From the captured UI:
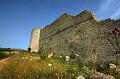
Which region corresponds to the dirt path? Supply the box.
[0,57,11,70]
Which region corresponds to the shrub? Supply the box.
[28,48,31,52]
[0,52,13,59]
[68,64,79,73]
[79,65,94,78]
[39,53,48,60]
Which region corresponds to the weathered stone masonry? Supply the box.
[30,10,120,63]
[30,28,41,52]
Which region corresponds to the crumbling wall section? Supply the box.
[96,20,120,64]
[39,11,98,57]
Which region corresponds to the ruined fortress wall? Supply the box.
[39,11,100,58]
[96,20,120,64]
[30,11,120,64]
[30,28,41,52]
[40,13,74,40]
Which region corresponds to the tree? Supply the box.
[28,47,31,52]
[107,28,120,54]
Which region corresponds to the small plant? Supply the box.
[80,66,93,77]
[67,63,80,77]
[116,75,120,79]
[39,53,48,60]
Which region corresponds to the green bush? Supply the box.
[52,56,66,64]
[116,75,120,79]
[79,65,94,78]
[0,52,13,59]
[39,53,48,60]
[67,64,80,78]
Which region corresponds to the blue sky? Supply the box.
[0,0,120,49]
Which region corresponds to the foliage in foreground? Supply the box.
[1,52,120,79]
[0,53,80,79]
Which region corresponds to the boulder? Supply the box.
[88,72,115,79]
[109,63,120,74]
[48,53,55,58]
[76,75,86,79]
[109,63,117,69]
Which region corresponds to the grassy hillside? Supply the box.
[0,52,120,79]
[0,52,81,79]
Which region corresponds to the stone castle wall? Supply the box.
[30,10,120,64]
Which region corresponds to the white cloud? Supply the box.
[111,8,120,19]
[99,0,114,11]
[97,0,120,19]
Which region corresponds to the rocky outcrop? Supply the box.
[76,75,86,79]
[88,72,115,79]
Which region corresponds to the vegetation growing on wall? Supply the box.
[107,28,120,54]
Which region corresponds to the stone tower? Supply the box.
[29,28,41,52]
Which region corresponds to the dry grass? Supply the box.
[0,52,79,79]
[0,57,11,71]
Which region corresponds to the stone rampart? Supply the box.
[30,10,120,64]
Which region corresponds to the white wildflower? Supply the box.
[65,56,70,61]
[75,54,79,56]
[65,56,70,59]
[66,58,69,61]
[59,56,63,58]
[48,64,52,67]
